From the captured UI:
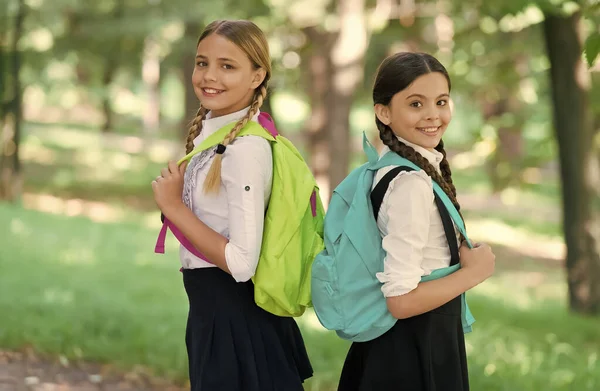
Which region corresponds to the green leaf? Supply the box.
[583,32,600,68]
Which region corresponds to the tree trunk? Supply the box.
[100,0,124,133]
[543,11,600,315]
[483,95,525,192]
[328,0,368,190]
[303,26,333,201]
[302,0,368,200]
[0,0,24,202]
[101,65,115,132]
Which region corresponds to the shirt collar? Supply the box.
[193,106,259,146]
[380,135,445,171]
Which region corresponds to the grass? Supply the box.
[1,203,599,390]
[4,121,597,390]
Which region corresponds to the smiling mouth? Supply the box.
[202,88,224,95]
[417,126,441,134]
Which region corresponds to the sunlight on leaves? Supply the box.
[24,0,44,8]
[451,135,495,169]
[19,140,57,165]
[122,137,145,154]
[46,61,74,81]
[498,6,544,33]
[588,352,598,371]
[23,28,54,52]
[75,148,104,167]
[550,369,576,387]
[272,93,309,124]
[286,0,329,27]
[479,17,498,34]
[147,145,176,164]
[500,187,519,205]
[484,363,496,376]
[113,88,143,115]
[110,152,133,171]
[161,21,184,42]
[519,77,539,104]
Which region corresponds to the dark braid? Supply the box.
[435,139,458,206]
[377,120,461,212]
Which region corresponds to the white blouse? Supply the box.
[373,136,460,297]
[179,107,273,283]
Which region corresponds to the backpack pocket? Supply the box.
[311,242,344,330]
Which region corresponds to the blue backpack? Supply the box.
[311,134,476,342]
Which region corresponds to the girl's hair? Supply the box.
[185,20,271,193]
[373,52,461,212]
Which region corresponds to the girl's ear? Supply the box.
[374,103,391,125]
[251,68,266,89]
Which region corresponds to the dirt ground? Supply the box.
[0,350,185,391]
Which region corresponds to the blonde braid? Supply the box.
[203,85,268,193]
[185,106,208,154]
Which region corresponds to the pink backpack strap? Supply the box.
[258,112,278,137]
[154,217,213,264]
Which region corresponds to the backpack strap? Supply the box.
[370,166,407,219]
[258,112,278,137]
[434,195,460,266]
[370,166,459,266]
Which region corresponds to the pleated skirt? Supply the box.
[337,295,469,391]
[182,267,313,391]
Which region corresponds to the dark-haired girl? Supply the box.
[336,52,496,391]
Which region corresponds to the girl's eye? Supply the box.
[222,64,234,70]
[410,101,422,108]
[196,61,207,67]
[438,100,448,106]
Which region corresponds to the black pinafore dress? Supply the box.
[337,166,469,391]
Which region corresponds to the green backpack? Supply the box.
[155,113,325,317]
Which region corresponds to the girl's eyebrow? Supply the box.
[405,93,450,100]
[195,54,240,64]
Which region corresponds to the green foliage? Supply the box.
[584,32,600,67]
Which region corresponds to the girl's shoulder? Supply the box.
[376,164,433,192]
[222,131,272,172]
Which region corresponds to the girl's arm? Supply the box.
[386,267,480,319]
[375,170,487,319]
[163,137,272,281]
[163,203,230,272]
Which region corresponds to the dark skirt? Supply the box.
[337,295,469,391]
[182,267,313,391]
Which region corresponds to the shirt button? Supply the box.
[245,186,250,191]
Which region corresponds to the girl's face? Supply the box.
[375,72,451,152]
[192,33,265,118]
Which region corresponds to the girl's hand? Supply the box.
[152,160,188,216]
[459,241,495,285]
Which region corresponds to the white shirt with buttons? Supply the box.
[373,136,460,297]
[180,107,272,282]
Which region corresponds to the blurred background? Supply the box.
[1,0,599,390]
